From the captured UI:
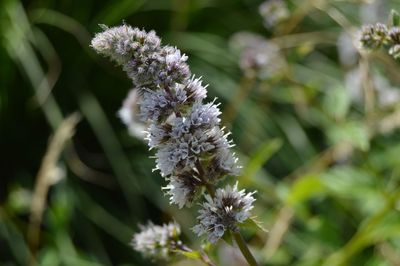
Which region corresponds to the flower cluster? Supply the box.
[359,21,400,59]
[91,25,189,88]
[92,24,256,247]
[259,0,289,29]
[359,23,390,49]
[230,32,286,78]
[131,221,182,260]
[193,183,256,243]
[92,24,242,209]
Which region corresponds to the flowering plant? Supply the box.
[91,24,259,265]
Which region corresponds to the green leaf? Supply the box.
[367,213,400,242]
[222,229,234,246]
[241,138,283,183]
[174,250,201,259]
[39,248,61,266]
[286,175,326,205]
[93,0,145,25]
[323,86,350,120]
[327,121,369,151]
[241,217,268,233]
[201,243,212,253]
[390,9,400,27]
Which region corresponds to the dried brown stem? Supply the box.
[27,113,80,266]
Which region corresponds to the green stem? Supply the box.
[232,231,258,266]
[205,183,216,198]
[199,251,217,266]
[195,160,216,197]
[179,244,216,266]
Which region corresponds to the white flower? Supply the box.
[190,101,221,127]
[118,89,147,139]
[193,183,256,243]
[185,76,208,101]
[92,24,242,208]
[259,0,289,28]
[170,117,191,139]
[139,89,169,121]
[131,221,181,260]
[146,123,168,149]
[91,25,160,66]
[163,174,202,208]
[359,23,390,50]
[230,32,285,78]
[91,24,190,89]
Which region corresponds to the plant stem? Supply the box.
[232,230,258,266]
[195,160,216,197]
[199,251,217,266]
[205,183,216,198]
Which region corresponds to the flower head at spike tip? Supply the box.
[131,221,182,260]
[91,25,161,65]
[389,44,400,59]
[91,24,190,89]
[389,27,400,44]
[359,23,390,50]
[388,27,400,59]
[192,182,256,243]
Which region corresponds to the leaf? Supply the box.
[174,250,201,259]
[241,138,283,180]
[327,121,369,151]
[323,86,350,120]
[241,217,268,233]
[285,175,326,205]
[93,0,145,25]
[367,213,400,242]
[390,9,400,27]
[222,229,234,246]
[39,248,61,266]
[201,243,212,253]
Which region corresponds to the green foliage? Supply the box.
[390,9,400,27]
[174,249,201,259]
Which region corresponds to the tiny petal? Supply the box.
[163,174,202,208]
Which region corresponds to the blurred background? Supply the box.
[1,0,400,265]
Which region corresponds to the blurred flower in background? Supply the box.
[258,0,290,29]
